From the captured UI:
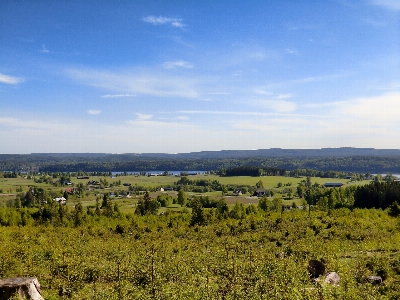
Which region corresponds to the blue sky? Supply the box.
[1,0,399,154]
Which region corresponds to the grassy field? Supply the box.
[0,174,371,212]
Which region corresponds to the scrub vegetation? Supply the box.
[0,170,399,299]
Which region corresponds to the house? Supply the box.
[164,187,174,191]
[234,190,242,196]
[54,197,67,205]
[324,182,343,188]
[65,187,74,194]
[252,189,266,197]
[157,187,165,192]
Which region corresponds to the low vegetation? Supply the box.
[0,171,399,299]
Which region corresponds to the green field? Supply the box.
[0,174,371,211]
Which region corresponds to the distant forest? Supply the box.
[1,148,400,173]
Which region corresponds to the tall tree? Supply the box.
[177,189,187,206]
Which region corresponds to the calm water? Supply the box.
[111,171,206,176]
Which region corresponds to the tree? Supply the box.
[216,198,229,218]
[221,185,228,196]
[189,197,206,226]
[255,180,264,189]
[297,185,304,198]
[74,201,85,226]
[95,198,101,216]
[271,196,283,212]
[258,195,271,211]
[177,189,187,206]
[229,202,245,219]
[102,193,109,208]
[388,201,400,217]
[135,192,160,215]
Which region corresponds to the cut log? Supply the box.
[0,277,44,300]
[307,260,325,278]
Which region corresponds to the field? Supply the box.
[0,174,370,211]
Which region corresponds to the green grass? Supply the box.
[0,174,371,210]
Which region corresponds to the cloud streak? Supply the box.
[163,60,193,69]
[88,110,101,115]
[101,94,136,98]
[142,16,185,28]
[0,73,24,85]
[65,67,199,98]
[370,0,400,10]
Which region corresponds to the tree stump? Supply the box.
[0,277,44,300]
[307,260,325,278]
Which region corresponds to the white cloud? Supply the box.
[41,44,50,53]
[249,93,296,113]
[142,16,185,28]
[176,116,189,121]
[163,60,193,69]
[253,99,297,113]
[135,113,153,120]
[175,110,320,118]
[286,48,297,54]
[88,110,101,115]
[101,94,136,98]
[370,0,400,10]
[0,73,24,85]
[209,92,230,95]
[333,92,400,122]
[65,67,199,98]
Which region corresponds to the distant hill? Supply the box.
[1,148,400,173]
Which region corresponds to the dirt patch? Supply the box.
[225,196,260,205]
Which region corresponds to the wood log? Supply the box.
[0,277,44,300]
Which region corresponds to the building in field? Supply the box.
[324,182,343,188]
[252,189,266,197]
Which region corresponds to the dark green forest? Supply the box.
[2,150,400,173]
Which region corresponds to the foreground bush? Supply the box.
[0,209,399,299]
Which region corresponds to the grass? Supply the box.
[0,174,371,210]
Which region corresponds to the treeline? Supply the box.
[354,182,400,209]
[2,154,400,173]
[223,166,285,176]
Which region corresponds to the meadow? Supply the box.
[0,173,369,209]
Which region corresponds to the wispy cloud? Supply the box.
[65,67,199,98]
[163,60,193,69]
[333,92,400,122]
[0,73,24,85]
[175,110,323,118]
[88,110,101,115]
[370,0,400,10]
[176,116,189,121]
[136,113,153,120]
[253,99,297,113]
[101,94,136,98]
[142,16,185,28]
[0,117,50,129]
[41,44,50,53]
[209,92,230,95]
[250,93,296,112]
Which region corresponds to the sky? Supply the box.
[1,0,400,154]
